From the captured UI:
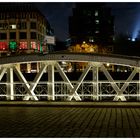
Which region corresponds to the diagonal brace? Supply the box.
[114,68,137,101]
[23,64,48,100]
[67,64,91,101]
[55,62,81,101]
[13,65,38,101]
[0,67,7,81]
[101,65,137,101]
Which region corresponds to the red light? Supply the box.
[19,42,27,49]
[0,42,8,51]
[31,42,36,49]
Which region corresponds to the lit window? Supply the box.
[37,42,43,52]
[9,41,17,50]
[95,11,98,16]
[31,42,37,49]
[95,20,99,24]
[89,38,94,42]
[19,42,27,49]
[95,31,99,33]
[31,63,37,72]
[10,24,16,29]
[0,42,8,50]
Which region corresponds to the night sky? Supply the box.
[36,2,140,41]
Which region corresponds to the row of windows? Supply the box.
[0,13,39,20]
[0,41,44,52]
[83,10,99,17]
[0,32,39,39]
[0,22,37,30]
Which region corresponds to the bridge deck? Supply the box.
[0,52,140,67]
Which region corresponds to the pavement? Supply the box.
[0,101,139,138]
[0,101,140,107]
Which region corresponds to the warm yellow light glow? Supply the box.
[106,63,110,67]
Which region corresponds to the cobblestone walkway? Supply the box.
[0,106,140,137]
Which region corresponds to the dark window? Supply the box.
[19,32,27,39]
[31,63,37,70]
[0,33,7,39]
[0,23,8,30]
[31,32,36,39]
[10,32,16,39]
[17,22,26,29]
[20,64,27,73]
[30,22,36,29]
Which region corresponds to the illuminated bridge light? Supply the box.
[0,53,139,101]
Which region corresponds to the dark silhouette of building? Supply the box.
[69,3,114,46]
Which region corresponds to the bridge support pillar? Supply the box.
[92,66,99,101]
[6,67,14,100]
[48,65,55,100]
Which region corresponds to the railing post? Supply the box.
[48,65,55,100]
[6,67,14,100]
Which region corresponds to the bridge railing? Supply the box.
[0,81,139,101]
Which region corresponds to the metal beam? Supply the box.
[113,68,137,101]
[92,66,99,100]
[121,68,137,92]
[13,65,38,101]
[67,64,91,101]
[6,67,14,100]
[0,67,7,81]
[100,65,126,101]
[23,64,48,100]
[55,62,81,101]
[48,65,55,100]
[101,65,121,93]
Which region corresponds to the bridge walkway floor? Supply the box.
[0,102,140,137]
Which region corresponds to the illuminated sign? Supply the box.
[9,41,17,50]
[37,42,43,52]
[31,42,36,49]
[43,36,55,45]
[19,42,27,49]
[0,42,8,50]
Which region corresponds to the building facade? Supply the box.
[68,3,114,72]
[69,3,114,46]
[0,3,52,72]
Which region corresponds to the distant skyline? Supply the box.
[36,2,140,41]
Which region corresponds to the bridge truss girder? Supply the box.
[0,61,140,101]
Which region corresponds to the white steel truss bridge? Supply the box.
[0,52,140,101]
